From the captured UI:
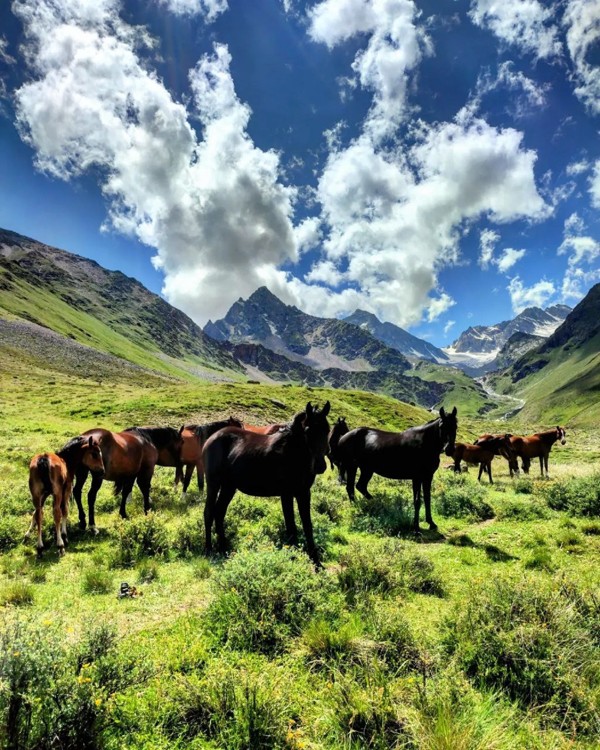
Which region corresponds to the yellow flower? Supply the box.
[12,651,20,657]
[95,698,102,707]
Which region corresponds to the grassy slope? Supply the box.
[1,353,599,748]
[490,331,600,426]
[407,360,496,418]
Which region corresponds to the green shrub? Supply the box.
[544,474,600,516]
[364,600,424,673]
[435,475,494,521]
[524,548,556,571]
[582,521,600,536]
[81,567,113,595]
[513,476,534,494]
[172,517,204,557]
[350,485,413,536]
[302,614,364,663]
[338,539,444,601]
[206,546,341,654]
[444,575,600,734]
[113,513,170,567]
[496,498,550,521]
[190,558,212,580]
[137,559,160,583]
[0,581,34,607]
[0,516,24,552]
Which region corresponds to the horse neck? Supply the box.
[414,418,443,449]
[57,442,84,475]
[537,430,559,445]
[199,421,231,442]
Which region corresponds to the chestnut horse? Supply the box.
[72,428,159,531]
[328,417,349,479]
[336,407,458,533]
[203,402,331,565]
[27,436,104,555]
[449,435,512,484]
[174,417,243,496]
[508,427,566,478]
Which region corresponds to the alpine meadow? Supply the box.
[1,1,600,749]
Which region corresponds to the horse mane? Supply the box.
[196,418,243,441]
[57,436,88,463]
[124,426,179,449]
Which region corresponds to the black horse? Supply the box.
[337,407,458,532]
[203,402,331,565]
[328,416,349,481]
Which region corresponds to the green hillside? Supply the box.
[407,360,496,418]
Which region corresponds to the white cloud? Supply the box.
[294,217,322,255]
[427,292,455,321]
[308,0,430,140]
[566,158,591,176]
[590,160,600,208]
[508,276,555,313]
[156,0,227,20]
[469,0,562,60]
[304,259,344,286]
[479,228,499,268]
[13,1,298,323]
[563,0,600,115]
[557,212,600,299]
[496,247,526,273]
[475,61,549,117]
[443,319,455,336]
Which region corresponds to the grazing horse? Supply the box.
[508,427,566,478]
[203,402,331,565]
[448,435,512,484]
[27,436,104,555]
[328,417,349,479]
[337,407,458,533]
[475,433,517,475]
[174,417,243,496]
[72,428,159,531]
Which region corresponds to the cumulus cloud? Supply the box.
[496,247,526,273]
[443,319,456,336]
[508,276,555,313]
[558,212,600,299]
[479,228,499,268]
[474,61,549,118]
[156,0,228,20]
[590,160,600,208]
[308,0,430,141]
[563,0,600,115]
[13,0,298,323]
[469,0,562,59]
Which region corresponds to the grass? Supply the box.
[1,362,600,749]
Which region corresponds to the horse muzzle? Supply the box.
[443,443,455,457]
[561,439,566,445]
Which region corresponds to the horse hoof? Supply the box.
[37,548,44,558]
[79,520,87,530]
[428,522,438,531]
[90,526,99,536]
[58,547,65,557]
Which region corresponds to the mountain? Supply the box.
[492,331,546,371]
[487,284,600,425]
[344,309,448,362]
[205,286,412,373]
[0,228,241,380]
[206,287,448,407]
[444,304,571,373]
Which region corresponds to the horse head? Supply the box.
[439,406,458,455]
[304,401,331,474]
[83,436,105,475]
[557,426,567,445]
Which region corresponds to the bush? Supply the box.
[435,475,494,521]
[81,567,113,595]
[513,476,534,494]
[171,516,204,557]
[544,474,600,516]
[338,539,444,601]
[190,558,212,580]
[302,615,365,663]
[350,485,414,536]
[0,516,24,552]
[113,513,170,567]
[444,575,600,734]
[205,546,342,654]
[0,582,34,607]
[137,559,160,583]
[524,548,556,571]
[496,497,550,521]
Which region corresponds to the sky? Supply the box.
[0,0,599,347]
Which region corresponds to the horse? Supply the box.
[448,435,512,484]
[507,427,566,478]
[328,417,349,480]
[173,417,243,496]
[336,407,458,533]
[72,428,159,532]
[27,436,104,556]
[475,433,517,474]
[242,423,288,435]
[124,426,184,468]
[203,402,331,565]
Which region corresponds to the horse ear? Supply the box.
[178,425,184,436]
[451,406,457,417]
[322,401,330,417]
[306,402,313,416]
[439,407,446,418]
[88,436,94,447]
[291,412,305,432]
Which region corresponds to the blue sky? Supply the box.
[0,0,599,347]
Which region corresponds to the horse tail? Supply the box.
[36,455,53,496]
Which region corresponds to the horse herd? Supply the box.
[27,403,567,565]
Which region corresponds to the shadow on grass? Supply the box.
[447,533,518,562]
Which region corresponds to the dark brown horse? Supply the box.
[449,435,512,483]
[475,432,517,475]
[174,417,243,496]
[203,402,331,565]
[72,428,160,531]
[27,436,104,555]
[336,407,458,532]
[507,427,566,478]
[242,423,288,435]
[328,416,349,480]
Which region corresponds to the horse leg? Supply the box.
[345,463,357,502]
[52,490,65,556]
[214,484,236,553]
[61,482,71,546]
[477,463,484,482]
[296,490,320,567]
[423,475,437,530]
[119,477,136,520]
[487,461,493,484]
[280,494,298,546]
[136,469,154,514]
[204,479,220,553]
[73,465,89,529]
[87,472,104,533]
[544,454,550,478]
[412,478,422,533]
[181,464,194,499]
[356,468,374,499]
[27,495,44,555]
[196,458,205,493]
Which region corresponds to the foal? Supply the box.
[449,435,512,484]
[27,436,104,556]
